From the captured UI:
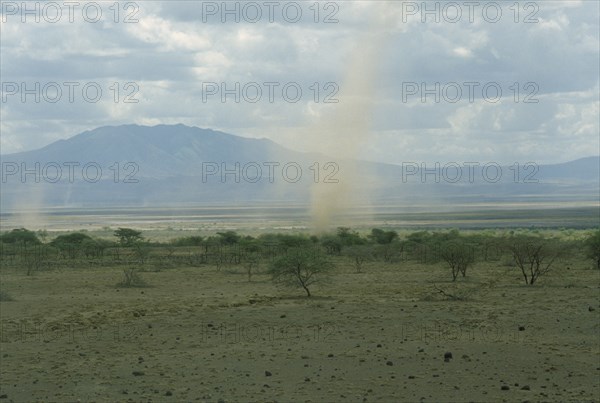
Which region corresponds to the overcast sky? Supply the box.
[1,0,598,165]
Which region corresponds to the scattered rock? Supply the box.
[0,395,8,399]
[386,361,393,366]
[501,385,510,390]
[444,352,453,362]
[589,306,595,312]
[265,371,272,377]
[519,326,525,331]
[165,391,172,396]
[521,385,531,390]
[328,353,334,358]
[132,371,145,376]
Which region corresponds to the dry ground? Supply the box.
[1,257,599,402]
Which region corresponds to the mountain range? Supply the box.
[1,124,598,209]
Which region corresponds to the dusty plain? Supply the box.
[0,209,599,402]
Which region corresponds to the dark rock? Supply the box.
[265,371,272,377]
[386,361,393,366]
[501,385,510,390]
[132,371,145,376]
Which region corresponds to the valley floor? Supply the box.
[1,258,598,402]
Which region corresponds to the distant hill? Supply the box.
[1,124,598,209]
[3,124,314,179]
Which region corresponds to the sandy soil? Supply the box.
[1,257,598,402]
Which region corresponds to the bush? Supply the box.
[0,290,14,301]
[171,236,204,247]
[439,240,475,281]
[117,268,148,288]
[584,230,600,269]
[344,244,374,272]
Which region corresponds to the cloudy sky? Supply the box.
[1,0,598,165]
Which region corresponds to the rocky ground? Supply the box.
[1,257,598,402]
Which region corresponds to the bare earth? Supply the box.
[1,253,598,403]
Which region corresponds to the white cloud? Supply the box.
[0,1,598,166]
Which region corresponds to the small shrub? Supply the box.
[117,268,148,288]
[0,290,14,301]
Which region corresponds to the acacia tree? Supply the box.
[114,228,143,247]
[369,228,398,245]
[440,240,475,281]
[1,228,41,248]
[267,248,334,297]
[508,237,560,285]
[51,232,93,259]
